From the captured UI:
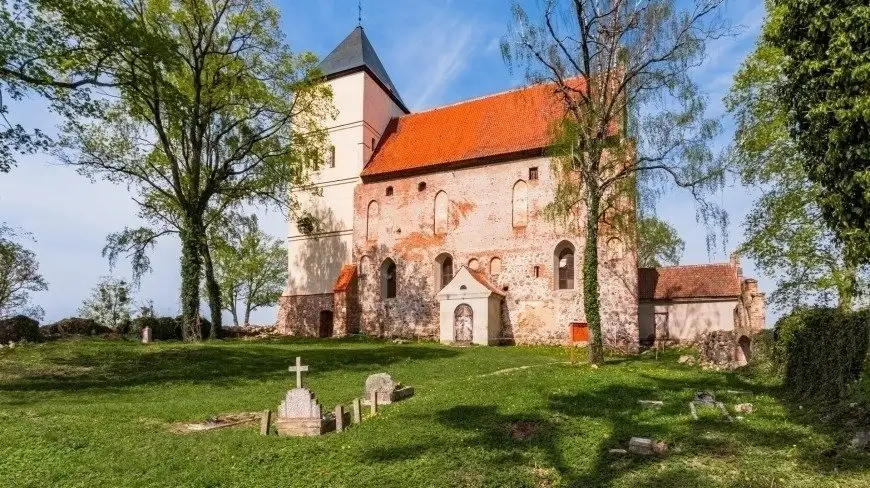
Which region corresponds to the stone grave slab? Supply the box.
[362,373,414,405]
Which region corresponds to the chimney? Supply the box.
[730,251,743,281]
[743,278,758,293]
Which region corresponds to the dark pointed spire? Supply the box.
[318,26,408,113]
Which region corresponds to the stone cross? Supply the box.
[288,357,309,388]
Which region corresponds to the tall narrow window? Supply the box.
[434,191,448,234]
[512,180,528,227]
[366,200,379,240]
[371,137,376,151]
[555,241,575,290]
[381,258,397,299]
[435,253,453,291]
[328,145,336,168]
[529,167,538,180]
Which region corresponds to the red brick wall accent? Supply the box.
[332,273,360,337]
[276,294,333,337]
[352,155,639,348]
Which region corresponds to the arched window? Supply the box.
[605,237,625,261]
[468,258,480,271]
[418,181,427,192]
[554,241,575,290]
[434,191,448,235]
[512,180,528,227]
[490,257,502,276]
[381,258,397,299]
[366,200,379,240]
[435,253,453,290]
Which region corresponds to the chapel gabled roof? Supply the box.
[318,26,408,113]
[638,263,742,301]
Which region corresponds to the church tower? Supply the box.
[278,26,408,336]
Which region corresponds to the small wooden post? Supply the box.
[352,398,362,424]
[334,405,345,432]
[370,391,378,416]
[260,409,271,436]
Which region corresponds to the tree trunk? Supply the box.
[836,264,857,311]
[179,214,204,342]
[200,238,222,339]
[584,187,604,365]
[244,301,252,326]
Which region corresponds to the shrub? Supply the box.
[129,316,212,341]
[42,317,113,337]
[777,307,870,405]
[742,329,785,380]
[0,315,41,343]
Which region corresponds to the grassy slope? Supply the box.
[0,338,867,488]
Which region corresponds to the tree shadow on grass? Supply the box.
[0,338,457,394]
[358,369,866,487]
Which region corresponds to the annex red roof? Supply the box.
[468,268,506,296]
[333,264,357,292]
[361,79,582,178]
[638,264,741,301]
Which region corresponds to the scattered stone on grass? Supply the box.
[689,391,733,422]
[734,403,754,414]
[638,400,664,409]
[628,437,668,455]
[850,430,870,450]
[507,420,540,441]
[678,355,696,365]
[608,448,628,455]
[170,412,261,434]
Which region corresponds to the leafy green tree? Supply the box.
[78,276,133,330]
[766,0,870,263]
[0,0,170,173]
[726,0,868,310]
[0,225,47,320]
[59,0,332,340]
[502,0,731,364]
[209,215,286,326]
[637,216,684,268]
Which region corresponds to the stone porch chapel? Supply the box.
[276,27,765,352]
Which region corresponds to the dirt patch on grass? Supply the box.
[169,412,260,434]
[508,420,541,441]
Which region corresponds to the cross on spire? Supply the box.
[357,0,362,27]
[288,356,309,388]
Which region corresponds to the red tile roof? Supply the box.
[333,264,357,292]
[361,79,582,178]
[638,264,741,301]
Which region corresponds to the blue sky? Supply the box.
[0,0,770,324]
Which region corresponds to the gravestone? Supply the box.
[334,405,346,432]
[274,357,334,436]
[363,373,414,405]
[142,326,152,344]
[260,410,271,436]
[352,398,362,424]
[370,391,378,416]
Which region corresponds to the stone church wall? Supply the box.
[351,155,639,349]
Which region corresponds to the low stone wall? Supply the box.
[276,294,333,337]
[698,330,738,369]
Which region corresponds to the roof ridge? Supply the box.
[647,262,735,270]
[406,80,559,117]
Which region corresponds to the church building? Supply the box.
[276,27,766,351]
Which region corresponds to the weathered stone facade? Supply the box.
[276,294,333,337]
[351,155,639,349]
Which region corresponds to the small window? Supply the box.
[468,258,480,271]
[418,182,427,192]
[529,167,538,180]
[460,285,467,290]
[533,266,540,278]
[490,257,502,275]
[328,145,336,168]
[371,137,376,151]
[386,186,394,196]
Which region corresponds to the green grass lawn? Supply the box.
[1,338,867,487]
